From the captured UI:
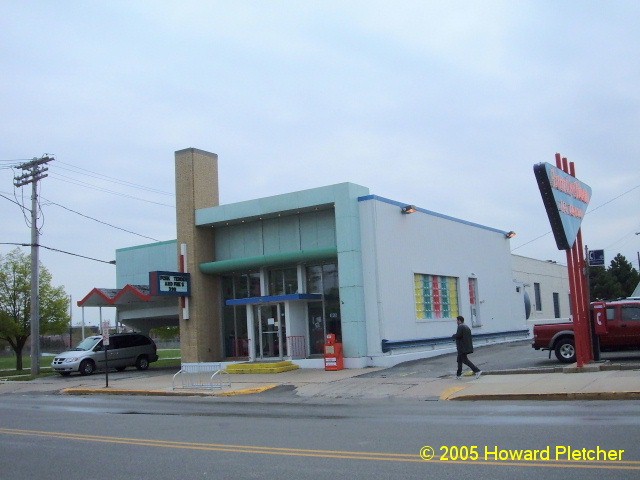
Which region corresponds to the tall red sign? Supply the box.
[534,154,593,367]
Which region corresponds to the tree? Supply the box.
[0,248,69,370]
[150,326,179,342]
[608,254,640,298]
[589,253,640,301]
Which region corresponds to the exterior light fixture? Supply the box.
[401,205,417,214]
[505,231,516,239]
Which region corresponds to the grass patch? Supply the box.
[0,348,182,378]
[151,349,181,370]
[157,349,180,360]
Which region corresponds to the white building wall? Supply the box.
[511,254,570,324]
[360,197,524,363]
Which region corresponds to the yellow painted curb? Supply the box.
[439,385,467,400]
[214,385,279,396]
[61,385,280,397]
[62,388,189,396]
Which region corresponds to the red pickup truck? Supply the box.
[532,298,640,363]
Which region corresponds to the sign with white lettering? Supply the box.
[534,162,592,250]
[149,271,191,296]
[588,249,605,267]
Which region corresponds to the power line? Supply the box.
[586,184,640,215]
[512,182,640,252]
[39,244,116,265]
[0,242,116,265]
[4,189,163,243]
[55,160,174,196]
[40,196,161,242]
[48,172,175,207]
[0,191,26,208]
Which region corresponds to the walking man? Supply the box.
[452,315,482,379]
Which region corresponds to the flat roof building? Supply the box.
[79,148,570,368]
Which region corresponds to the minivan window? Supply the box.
[109,336,123,349]
[133,335,151,346]
[74,337,101,351]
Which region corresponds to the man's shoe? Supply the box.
[456,375,462,380]
[475,371,482,379]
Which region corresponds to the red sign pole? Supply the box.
[557,154,593,367]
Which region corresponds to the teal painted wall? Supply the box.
[198,182,370,358]
[116,240,178,288]
[214,209,336,261]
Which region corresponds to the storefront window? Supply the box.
[221,271,258,358]
[306,262,341,354]
[306,265,322,293]
[268,267,298,295]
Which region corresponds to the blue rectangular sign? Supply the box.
[588,249,605,267]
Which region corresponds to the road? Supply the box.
[1,391,640,479]
[2,342,640,479]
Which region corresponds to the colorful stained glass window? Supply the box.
[414,273,459,320]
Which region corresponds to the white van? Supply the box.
[51,333,159,376]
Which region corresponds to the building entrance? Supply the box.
[254,303,287,360]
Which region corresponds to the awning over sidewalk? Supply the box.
[77,284,153,307]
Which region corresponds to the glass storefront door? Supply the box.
[254,303,287,360]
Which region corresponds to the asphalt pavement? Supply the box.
[2,341,640,401]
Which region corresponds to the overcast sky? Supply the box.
[1,1,639,327]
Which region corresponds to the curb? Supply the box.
[487,362,640,376]
[439,385,467,400]
[447,391,640,401]
[61,385,279,397]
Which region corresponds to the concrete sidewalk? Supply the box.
[2,362,640,401]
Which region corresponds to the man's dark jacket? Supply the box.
[453,323,474,354]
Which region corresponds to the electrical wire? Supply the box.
[512,182,640,252]
[39,244,116,265]
[8,168,34,228]
[48,172,175,208]
[55,161,174,196]
[0,192,26,209]
[0,242,116,265]
[4,158,165,255]
[40,196,161,242]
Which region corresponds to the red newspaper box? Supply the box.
[324,334,344,371]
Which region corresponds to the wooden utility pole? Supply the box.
[13,155,54,376]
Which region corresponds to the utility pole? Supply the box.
[13,155,54,376]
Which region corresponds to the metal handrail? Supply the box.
[172,362,231,390]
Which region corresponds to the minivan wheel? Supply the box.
[79,359,95,376]
[135,356,149,370]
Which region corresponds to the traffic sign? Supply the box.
[101,321,110,346]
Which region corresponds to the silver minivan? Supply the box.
[51,333,159,376]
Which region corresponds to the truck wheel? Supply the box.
[554,338,576,363]
[79,359,95,376]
